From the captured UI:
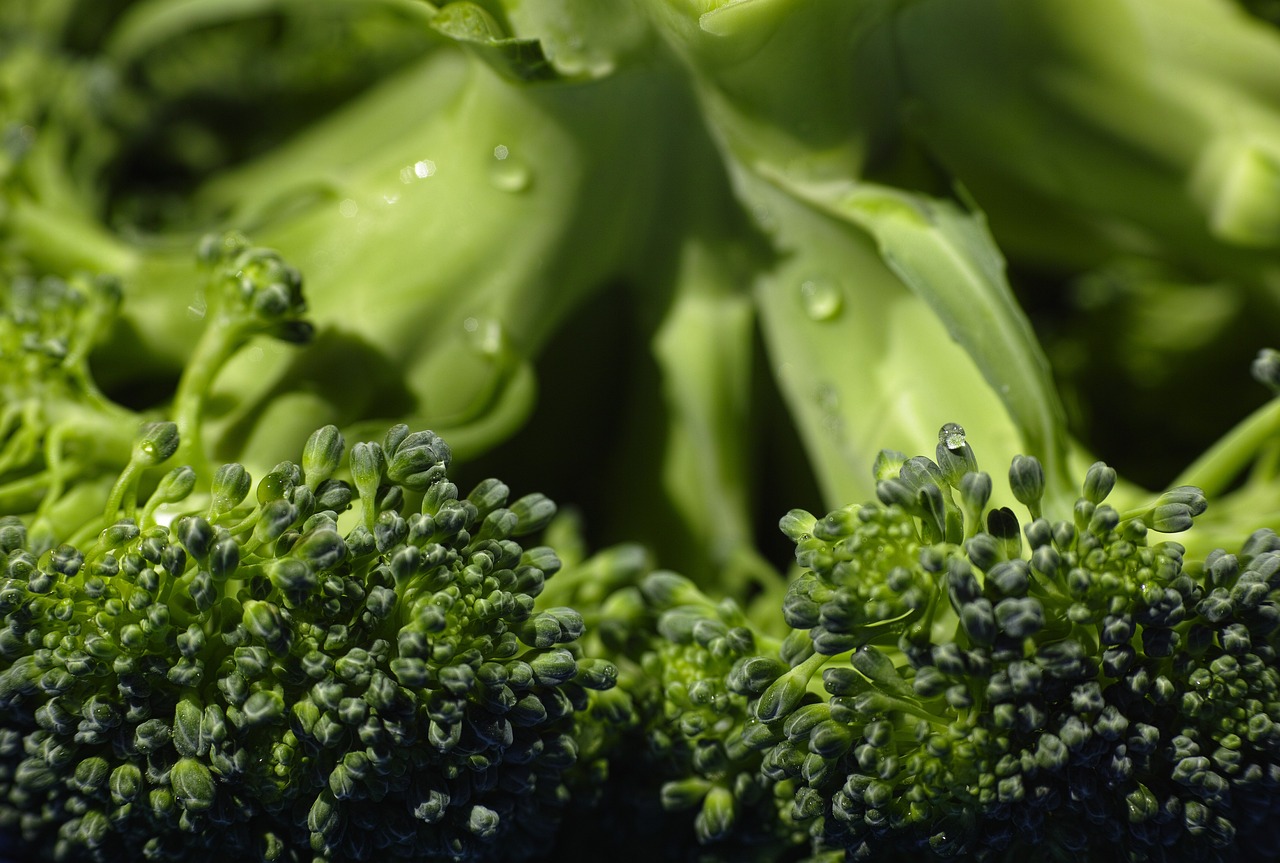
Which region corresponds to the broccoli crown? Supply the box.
[0,422,615,863]
[751,427,1280,861]
[545,425,1280,862]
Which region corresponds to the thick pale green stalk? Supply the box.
[772,179,1074,515]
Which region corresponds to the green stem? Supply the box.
[171,317,245,477]
[103,461,145,522]
[7,198,138,277]
[1171,398,1280,497]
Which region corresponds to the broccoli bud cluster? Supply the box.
[0,423,614,862]
[759,428,1280,861]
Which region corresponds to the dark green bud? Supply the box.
[147,466,197,510]
[529,649,577,685]
[467,478,510,517]
[946,558,981,609]
[850,648,911,698]
[986,507,1022,557]
[661,777,711,810]
[756,659,817,724]
[292,528,346,571]
[243,600,288,653]
[314,480,353,512]
[134,422,179,466]
[964,533,1001,572]
[509,493,556,535]
[473,509,518,544]
[783,703,832,742]
[254,499,298,545]
[0,519,26,557]
[301,425,345,489]
[936,436,978,489]
[1150,504,1195,533]
[270,558,317,605]
[210,537,239,582]
[421,479,460,515]
[171,758,215,811]
[823,667,871,697]
[1156,486,1207,517]
[1082,462,1116,505]
[349,441,385,493]
[109,763,143,804]
[872,449,908,482]
[1088,505,1120,536]
[386,430,451,490]
[875,478,916,510]
[960,599,997,646]
[382,423,411,456]
[899,456,946,494]
[210,464,252,515]
[1008,455,1044,519]
[694,786,736,843]
[779,509,817,543]
[134,718,171,753]
[517,608,584,648]
[242,690,285,726]
[918,483,948,540]
[995,597,1045,638]
[574,658,617,690]
[308,789,341,837]
[72,757,111,793]
[640,571,701,610]
[1030,545,1060,579]
[987,559,1030,597]
[176,514,213,560]
[959,471,992,516]
[729,656,788,695]
[173,699,205,758]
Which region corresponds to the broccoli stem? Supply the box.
[6,198,138,277]
[1170,396,1280,496]
[170,316,243,478]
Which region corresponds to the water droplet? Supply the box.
[799,276,843,321]
[489,155,531,193]
[414,160,437,178]
[939,422,967,451]
[465,317,504,357]
[338,199,359,218]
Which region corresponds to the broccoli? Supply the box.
[0,223,616,862]
[539,426,1280,862]
[13,0,1280,861]
[0,415,618,862]
[0,233,308,550]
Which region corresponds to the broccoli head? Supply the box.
[0,420,616,862]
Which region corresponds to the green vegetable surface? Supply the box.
[7,0,1280,861]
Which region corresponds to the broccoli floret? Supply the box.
[0,420,615,862]
[541,425,1280,862]
[0,233,310,552]
[751,427,1280,861]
